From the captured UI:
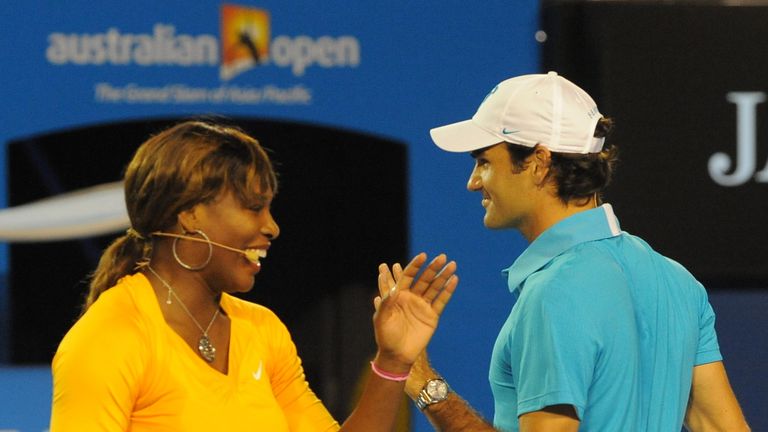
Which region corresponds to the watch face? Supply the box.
[426,379,448,398]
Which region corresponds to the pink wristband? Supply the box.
[370,361,410,382]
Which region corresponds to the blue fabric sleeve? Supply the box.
[508,274,598,419]
[695,290,723,365]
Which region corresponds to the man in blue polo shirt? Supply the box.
[402,72,750,431]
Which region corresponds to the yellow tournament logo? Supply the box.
[220,4,270,81]
[46,4,359,81]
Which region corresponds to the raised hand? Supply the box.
[371,253,458,371]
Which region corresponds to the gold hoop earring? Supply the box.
[172,229,213,270]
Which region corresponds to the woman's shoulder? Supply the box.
[54,274,155,370]
[87,273,153,323]
[57,274,154,352]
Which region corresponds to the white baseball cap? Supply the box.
[430,71,604,154]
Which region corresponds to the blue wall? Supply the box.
[707,290,768,430]
[0,1,539,430]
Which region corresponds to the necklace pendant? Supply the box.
[198,335,216,363]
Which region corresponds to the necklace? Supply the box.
[147,265,220,363]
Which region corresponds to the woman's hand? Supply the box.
[371,253,458,373]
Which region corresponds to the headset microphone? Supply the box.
[151,232,267,264]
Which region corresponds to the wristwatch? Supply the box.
[415,378,450,410]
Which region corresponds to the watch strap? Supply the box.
[415,388,431,410]
[415,378,450,410]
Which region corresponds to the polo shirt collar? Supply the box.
[501,204,622,293]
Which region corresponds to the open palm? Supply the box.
[373,253,458,366]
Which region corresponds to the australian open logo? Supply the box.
[219,4,359,80]
[44,4,361,81]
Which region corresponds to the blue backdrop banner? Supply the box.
[0,1,539,430]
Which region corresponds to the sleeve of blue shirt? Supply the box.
[508,266,604,420]
[694,286,723,365]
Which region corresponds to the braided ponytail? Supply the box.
[85,233,151,309]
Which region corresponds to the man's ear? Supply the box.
[530,145,552,186]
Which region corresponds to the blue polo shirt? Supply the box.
[489,204,722,431]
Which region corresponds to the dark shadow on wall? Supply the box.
[541,0,768,285]
[6,116,409,421]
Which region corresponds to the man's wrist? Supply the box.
[405,374,428,399]
[414,377,451,410]
[404,354,436,398]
